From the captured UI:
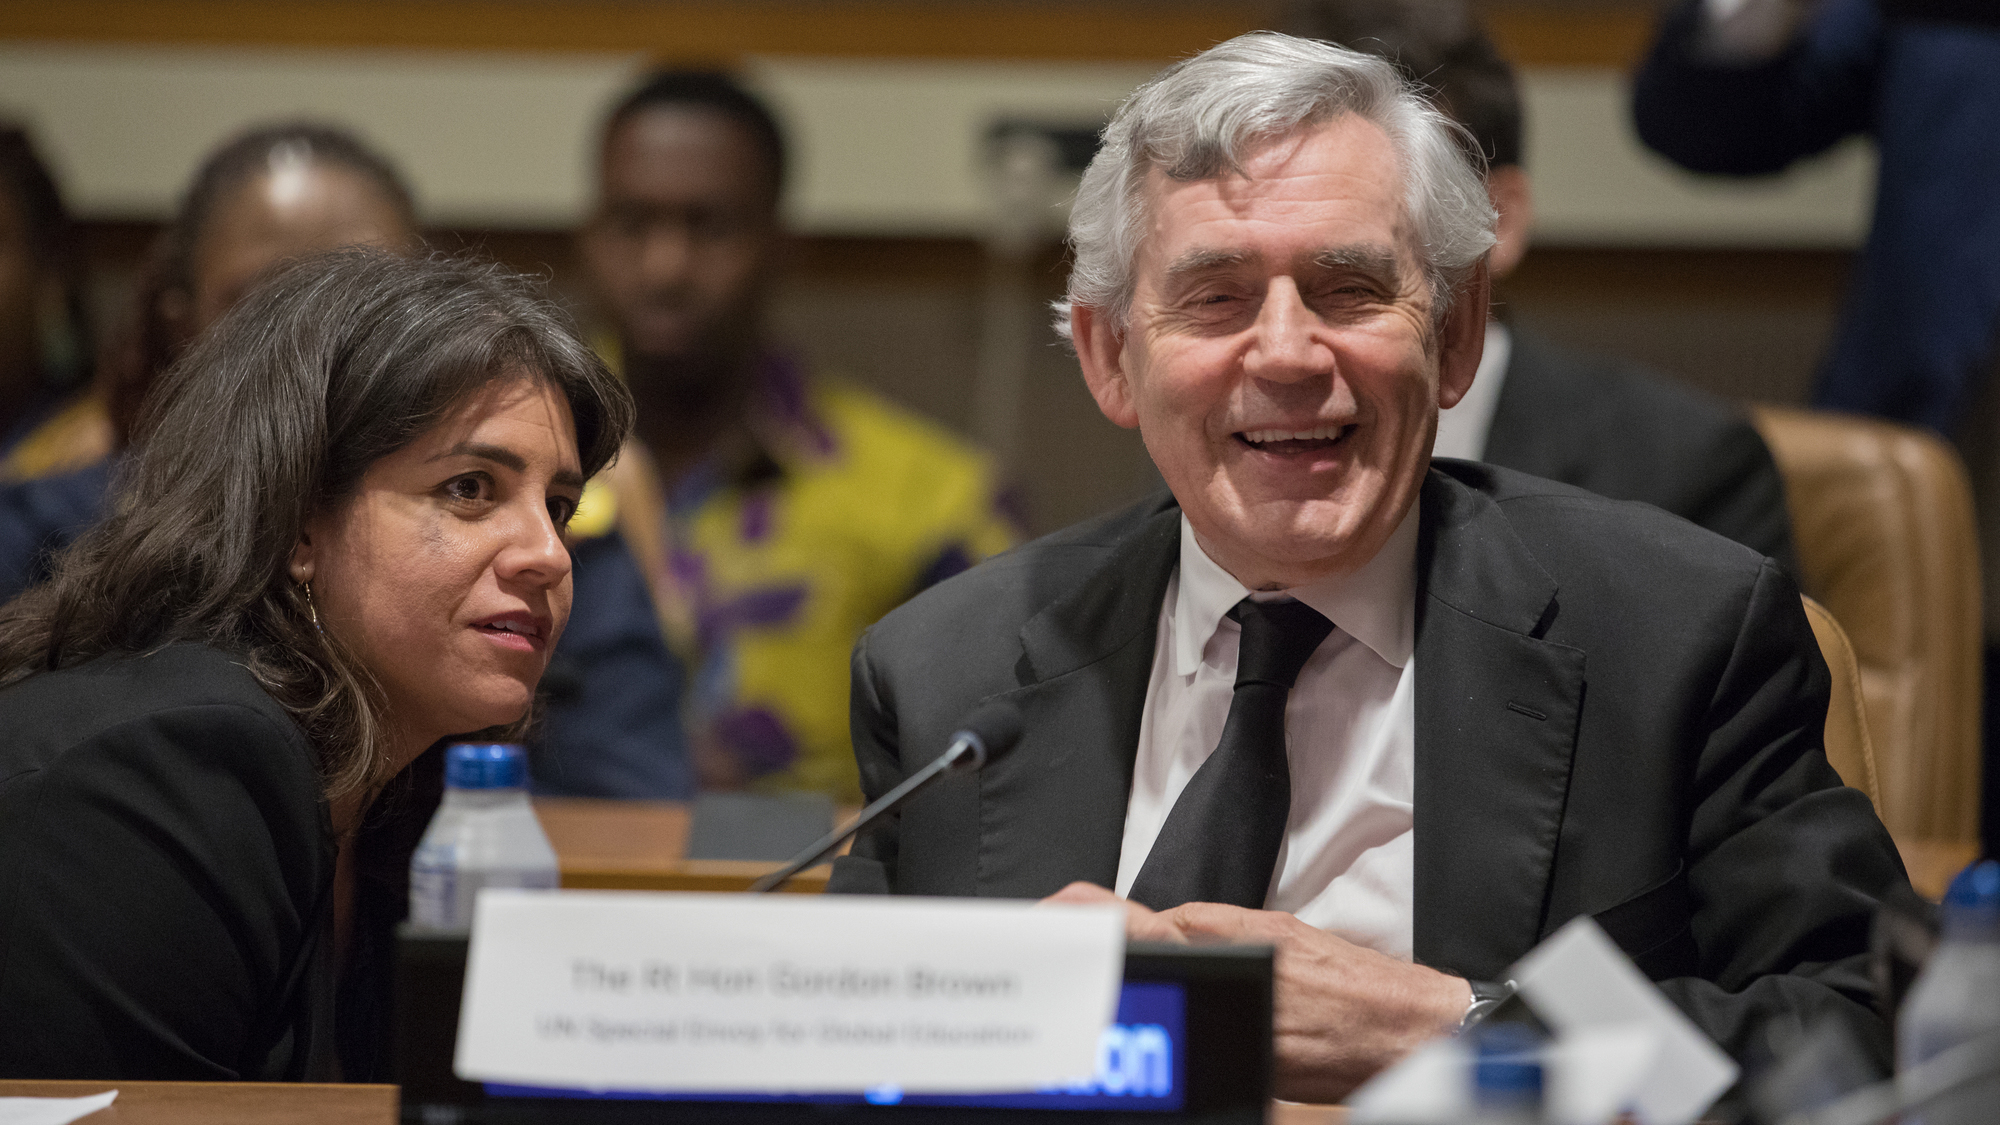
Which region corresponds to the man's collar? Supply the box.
[1171,502,1420,676]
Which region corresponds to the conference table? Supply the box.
[0,1082,1350,1124]
[0,1081,394,1124]
[533,795,838,892]
[0,801,1964,1124]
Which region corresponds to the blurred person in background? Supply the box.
[1279,0,1799,574]
[0,121,421,601]
[0,250,631,1080]
[1634,0,2000,437]
[0,122,92,480]
[536,71,1017,802]
[1635,0,2000,856]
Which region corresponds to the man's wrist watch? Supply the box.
[1457,978,1519,1033]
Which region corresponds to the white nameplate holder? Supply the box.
[454,890,1127,1095]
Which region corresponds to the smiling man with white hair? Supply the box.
[831,32,1906,1098]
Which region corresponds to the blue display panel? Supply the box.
[486,979,1186,1112]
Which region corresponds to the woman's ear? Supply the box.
[289,526,316,586]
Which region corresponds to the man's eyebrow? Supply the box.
[430,441,586,489]
[1310,245,1405,283]
[1162,248,1254,281]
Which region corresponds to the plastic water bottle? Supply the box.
[408,743,560,933]
[1896,860,2000,1125]
[1467,1022,1545,1125]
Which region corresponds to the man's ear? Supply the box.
[1485,166,1535,281]
[1435,259,1491,411]
[1072,303,1141,430]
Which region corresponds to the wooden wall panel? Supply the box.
[0,1,1658,67]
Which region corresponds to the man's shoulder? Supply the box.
[565,378,997,544]
[810,379,992,476]
[1505,329,1747,437]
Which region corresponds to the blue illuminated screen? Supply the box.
[486,979,1187,1112]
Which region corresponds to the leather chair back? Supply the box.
[1752,406,1982,844]
[1803,595,1882,810]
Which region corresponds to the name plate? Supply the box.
[454,890,1127,1094]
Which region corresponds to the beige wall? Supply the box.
[2,44,1872,245]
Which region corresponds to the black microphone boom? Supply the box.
[747,699,1025,893]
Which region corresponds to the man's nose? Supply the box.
[1242,278,1331,384]
[636,222,695,289]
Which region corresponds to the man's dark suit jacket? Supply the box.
[0,644,436,1081]
[1484,328,1800,578]
[835,463,1906,1065]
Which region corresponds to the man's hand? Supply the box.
[1044,882,1470,1103]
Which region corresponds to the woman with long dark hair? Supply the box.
[0,249,632,1080]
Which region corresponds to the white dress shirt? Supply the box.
[1432,321,1512,462]
[1114,506,1421,960]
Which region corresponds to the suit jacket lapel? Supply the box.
[974,497,1181,897]
[1412,468,1585,980]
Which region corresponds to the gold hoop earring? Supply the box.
[300,581,321,632]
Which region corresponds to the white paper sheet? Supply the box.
[0,1091,116,1125]
[1352,917,1735,1125]
[1348,1037,1473,1122]
[1514,917,1737,1125]
[454,890,1126,1095]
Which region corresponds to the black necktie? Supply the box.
[1128,597,1334,911]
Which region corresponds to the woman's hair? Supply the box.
[99,121,418,449]
[0,249,635,799]
[1054,31,1495,342]
[0,121,91,391]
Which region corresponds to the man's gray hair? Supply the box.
[1054,31,1497,341]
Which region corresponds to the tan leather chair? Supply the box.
[1752,406,1982,845]
[1804,595,1883,811]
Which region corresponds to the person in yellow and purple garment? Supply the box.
[530,71,1018,803]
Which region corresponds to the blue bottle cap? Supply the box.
[1945,860,2000,910]
[445,742,528,790]
[1470,1021,1545,1104]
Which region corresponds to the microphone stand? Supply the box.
[747,732,986,893]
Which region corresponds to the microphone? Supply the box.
[747,699,1025,893]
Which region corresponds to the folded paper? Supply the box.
[454,890,1126,1094]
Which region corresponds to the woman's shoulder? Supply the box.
[0,643,333,1081]
[0,643,314,783]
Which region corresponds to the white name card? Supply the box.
[454,890,1127,1094]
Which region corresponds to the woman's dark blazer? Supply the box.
[0,644,340,1079]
